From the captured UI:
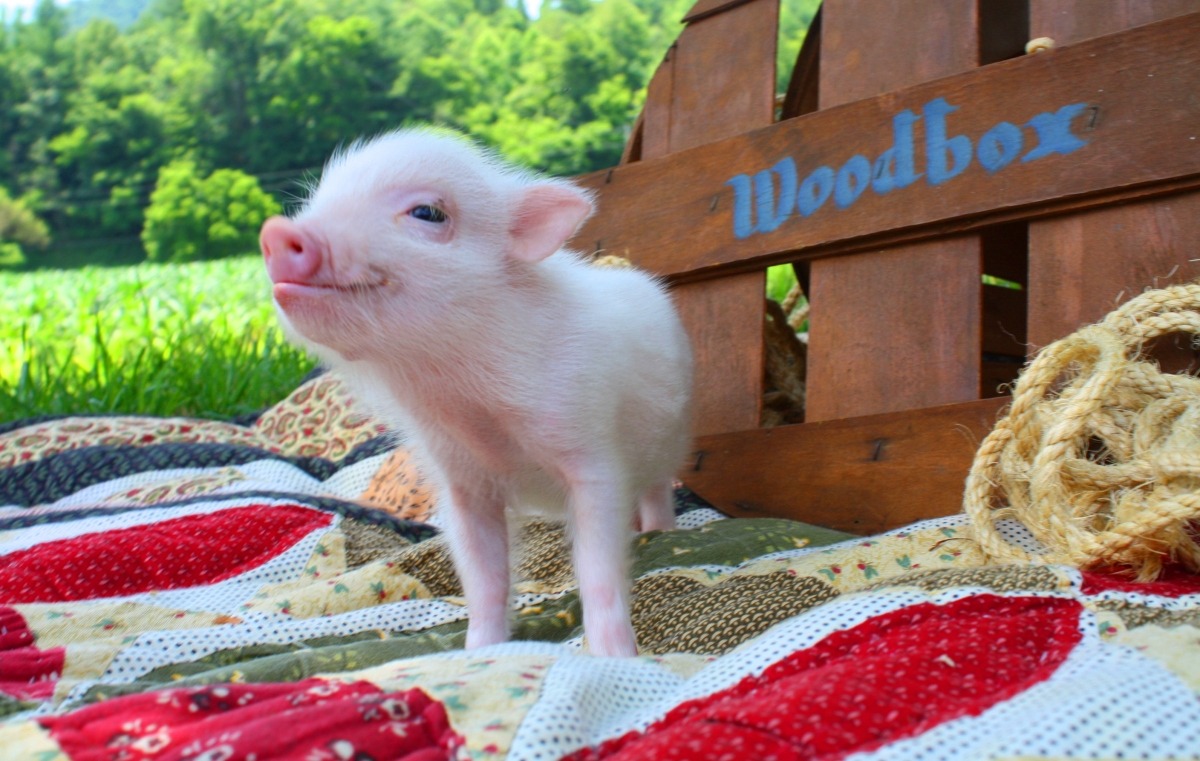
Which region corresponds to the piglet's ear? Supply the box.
[508,183,593,263]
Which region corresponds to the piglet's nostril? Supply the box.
[277,227,310,257]
[262,215,323,284]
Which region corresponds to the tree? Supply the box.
[48,21,176,244]
[180,0,308,170]
[142,159,279,262]
[4,0,75,234]
[0,186,50,268]
[258,14,400,171]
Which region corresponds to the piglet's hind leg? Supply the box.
[443,487,511,649]
[636,480,676,533]
[566,467,638,657]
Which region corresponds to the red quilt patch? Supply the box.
[40,678,463,760]
[0,505,332,603]
[568,595,1083,761]
[0,606,63,700]
[1081,565,1200,598]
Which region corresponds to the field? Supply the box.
[0,256,316,423]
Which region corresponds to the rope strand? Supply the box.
[964,281,1200,580]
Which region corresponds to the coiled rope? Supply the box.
[964,281,1200,580]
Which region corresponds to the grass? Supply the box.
[0,255,317,423]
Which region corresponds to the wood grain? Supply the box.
[806,0,985,421]
[1027,1,1200,372]
[819,0,980,108]
[630,0,779,436]
[639,44,675,161]
[659,0,779,154]
[1030,0,1200,42]
[568,13,1200,283]
[673,275,767,435]
[806,238,983,420]
[684,396,1010,535]
[1028,192,1200,370]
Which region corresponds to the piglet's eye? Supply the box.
[409,205,448,223]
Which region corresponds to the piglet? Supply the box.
[260,129,693,657]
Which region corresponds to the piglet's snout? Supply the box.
[261,216,322,285]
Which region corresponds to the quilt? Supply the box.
[1,373,1199,760]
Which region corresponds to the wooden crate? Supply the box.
[570,0,1200,535]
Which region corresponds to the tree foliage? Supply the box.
[142,159,280,262]
[0,185,50,268]
[0,186,49,248]
[0,0,819,268]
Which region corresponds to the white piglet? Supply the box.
[260,129,693,657]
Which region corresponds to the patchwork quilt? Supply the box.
[1,374,1199,760]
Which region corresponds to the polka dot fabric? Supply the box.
[2,372,1199,760]
[564,595,1085,760]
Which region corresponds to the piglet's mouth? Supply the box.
[272,279,390,299]
[272,280,391,310]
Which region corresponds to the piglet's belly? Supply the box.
[504,466,570,518]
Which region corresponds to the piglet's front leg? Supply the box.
[566,466,639,657]
[442,485,512,649]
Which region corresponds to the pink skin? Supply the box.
[259,130,692,657]
[261,218,391,311]
[261,217,325,304]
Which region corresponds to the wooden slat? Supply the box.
[630,0,778,437]
[661,0,779,154]
[806,237,982,419]
[620,112,645,164]
[1028,191,1200,362]
[684,396,1010,535]
[1030,0,1200,42]
[806,0,985,421]
[639,44,675,160]
[672,274,767,434]
[1027,1,1200,370]
[568,13,1200,282]
[819,0,980,109]
[672,287,764,437]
